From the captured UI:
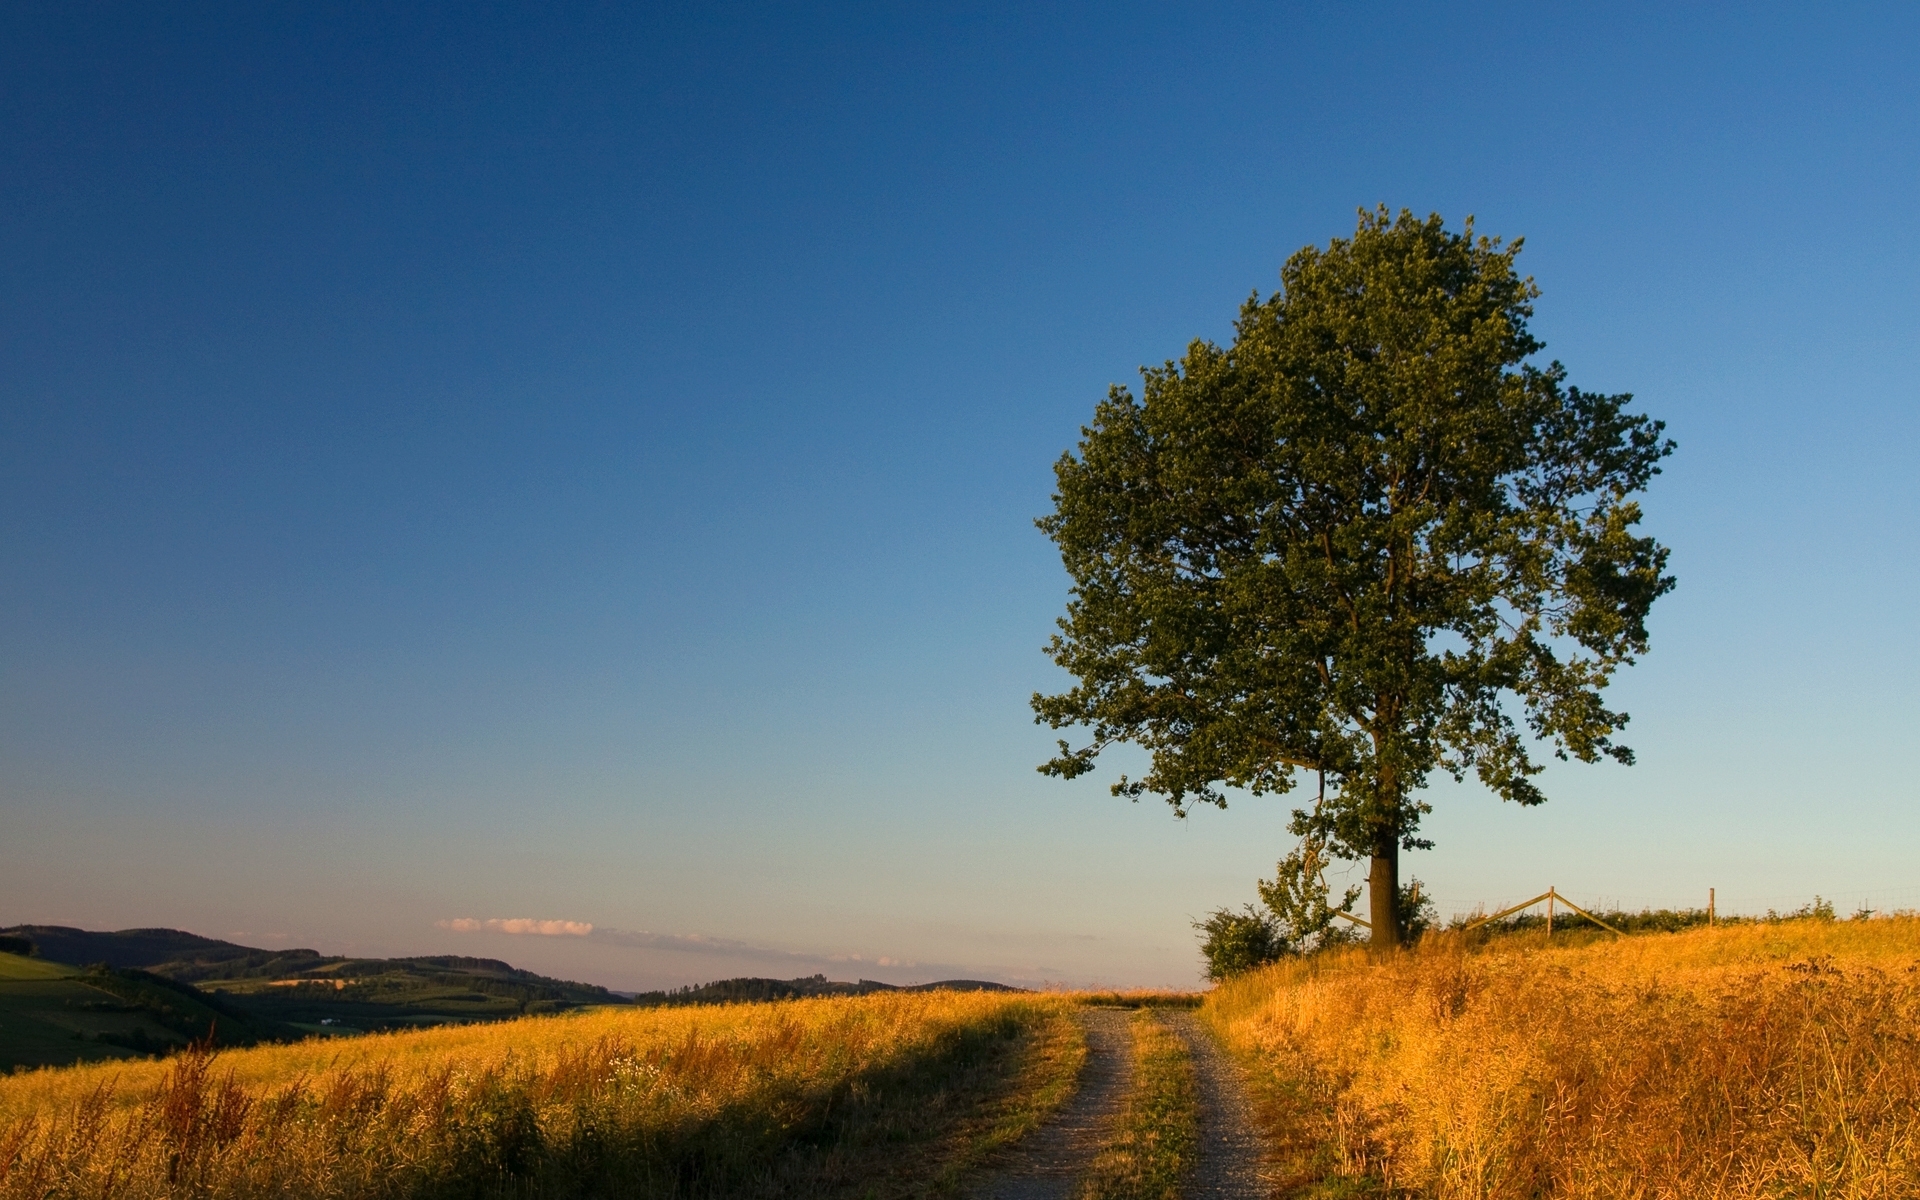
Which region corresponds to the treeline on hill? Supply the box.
[0,951,291,1070]
[69,965,292,1050]
[627,973,1022,1006]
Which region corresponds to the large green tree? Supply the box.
[1034,209,1674,949]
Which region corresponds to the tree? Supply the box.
[1034,208,1674,949]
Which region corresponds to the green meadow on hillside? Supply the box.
[0,952,278,1069]
[0,926,629,1062]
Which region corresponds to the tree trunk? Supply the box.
[1369,827,1401,950]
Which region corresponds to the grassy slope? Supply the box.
[0,952,259,1070]
[0,927,629,1042]
[0,991,1078,1200]
[1205,917,1920,1200]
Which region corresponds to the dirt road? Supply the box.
[1165,1010,1272,1198]
[966,1008,1133,1200]
[965,1006,1273,1199]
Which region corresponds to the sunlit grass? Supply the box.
[1206,917,1920,1199]
[0,990,1073,1199]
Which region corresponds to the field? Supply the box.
[12,919,1920,1199]
[0,988,1079,1200]
[0,954,269,1070]
[1204,916,1920,1199]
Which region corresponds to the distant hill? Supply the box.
[627,973,1025,1006]
[1,927,1025,1069]
[0,925,324,976]
[0,949,293,1070]
[0,925,630,1047]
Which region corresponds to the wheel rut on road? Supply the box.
[1166,1010,1273,1199]
[966,1007,1132,1200]
[966,1007,1275,1199]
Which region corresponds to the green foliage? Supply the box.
[1257,830,1362,951]
[1034,208,1673,945]
[0,964,283,1070]
[1196,906,1288,981]
[627,974,1020,1008]
[1458,902,1851,938]
[78,966,281,1046]
[1396,879,1437,940]
[1771,896,1837,922]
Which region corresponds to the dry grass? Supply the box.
[1080,1010,1197,1200]
[1066,991,1203,1011]
[0,990,1072,1200]
[1206,917,1920,1199]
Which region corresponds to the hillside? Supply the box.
[0,926,631,1063]
[1203,916,1920,1198]
[0,951,289,1070]
[0,927,1026,1069]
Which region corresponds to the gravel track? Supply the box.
[965,1008,1133,1200]
[1165,1010,1273,1199]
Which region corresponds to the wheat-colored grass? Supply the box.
[1206,917,1920,1199]
[0,990,1069,1200]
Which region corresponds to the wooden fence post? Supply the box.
[1465,889,1626,938]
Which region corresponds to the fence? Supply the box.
[1461,886,1627,936]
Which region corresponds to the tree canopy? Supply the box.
[1034,208,1674,947]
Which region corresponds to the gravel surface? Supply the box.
[965,1007,1133,1200]
[1165,1010,1274,1199]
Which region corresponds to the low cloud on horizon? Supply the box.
[431,917,1015,982]
[588,925,916,969]
[437,917,594,937]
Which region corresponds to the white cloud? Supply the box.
[437,917,594,937]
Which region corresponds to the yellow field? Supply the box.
[0,990,1074,1200]
[1205,917,1920,1199]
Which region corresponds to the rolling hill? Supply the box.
[1,926,1024,1070]
[0,925,631,1066]
[0,949,289,1070]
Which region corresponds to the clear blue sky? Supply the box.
[3,3,1915,989]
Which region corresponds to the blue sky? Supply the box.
[3,3,1916,988]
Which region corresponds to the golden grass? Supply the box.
[1081,1010,1198,1200]
[0,990,1072,1200]
[1206,917,1920,1199]
[1067,990,1203,1010]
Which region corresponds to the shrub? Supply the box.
[1196,906,1288,980]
